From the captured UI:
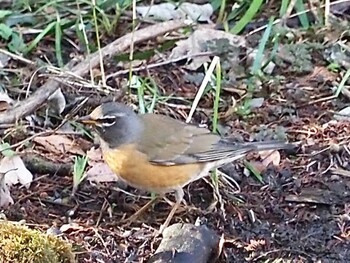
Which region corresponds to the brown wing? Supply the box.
[137,114,256,165]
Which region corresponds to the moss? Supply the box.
[0,221,75,263]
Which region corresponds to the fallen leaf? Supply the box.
[0,174,14,208]
[250,97,265,109]
[84,146,117,183]
[86,147,104,164]
[0,91,14,112]
[85,163,117,183]
[0,52,10,68]
[0,155,33,187]
[260,150,281,167]
[335,106,350,121]
[247,161,267,174]
[136,3,213,22]
[170,28,246,70]
[308,66,338,83]
[33,134,85,156]
[60,222,83,233]
[0,155,33,208]
[48,88,66,115]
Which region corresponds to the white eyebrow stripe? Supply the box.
[97,116,116,120]
[99,113,126,119]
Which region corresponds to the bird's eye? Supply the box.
[97,116,117,127]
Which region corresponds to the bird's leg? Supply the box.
[158,188,184,234]
[123,196,159,224]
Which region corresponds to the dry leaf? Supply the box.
[170,28,246,70]
[0,175,14,208]
[0,91,14,112]
[0,53,10,68]
[248,161,267,174]
[0,155,33,208]
[0,155,33,187]
[335,106,350,121]
[250,97,265,109]
[48,88,66,114]
[85,163,117,183]
[60,222,83,233]
[260,150,281,167]
[136,3,213,22]
[33,135,84,155]
[86,147,104,164]
[85,147,117,183]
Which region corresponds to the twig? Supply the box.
[106,51,214,80]
[22,154,73,177]
[0,48,35,65]
[297,95,337,108]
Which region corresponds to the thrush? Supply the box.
[78,102,292,233]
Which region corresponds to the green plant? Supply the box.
[335,68,350,98]
[327,63,340,72]
[210,58,222,187]
[72,155,88,194]
[129,75,159,114]
[230,0,264,34]
[244,160,263,183]
[0,11,27,53]
[294,0,310,29]
[0,143,15,157]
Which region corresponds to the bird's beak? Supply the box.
[76,115,98,126]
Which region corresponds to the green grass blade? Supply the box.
[251,16,275,74]
[138,81,146,114]
[295,0,310,28]
[129,75,145,114]
[55,13,63,68]
[279,0,289,16]
[73,155,88,189]
[244,160,264,184]
[147,77,159,113]
[230,0,264,34]
[335,68,350,97]
[25,21,56,53]
[217,0,226,23]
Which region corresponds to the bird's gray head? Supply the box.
[78,102,143,148]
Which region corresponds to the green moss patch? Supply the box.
[0,221,75,263]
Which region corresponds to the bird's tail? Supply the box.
[219,139,296,152]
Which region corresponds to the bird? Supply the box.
[77,102,292,233]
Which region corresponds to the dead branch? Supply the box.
[22,154,73,177]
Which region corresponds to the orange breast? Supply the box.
[103,144,203,193]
